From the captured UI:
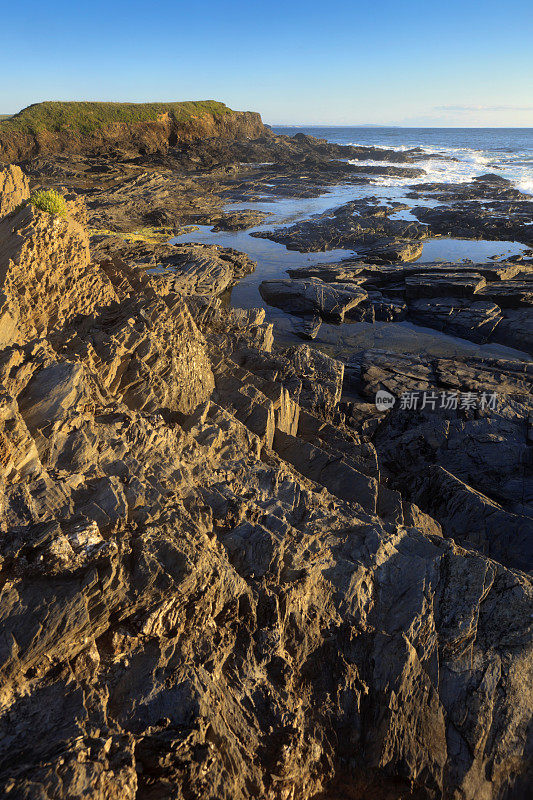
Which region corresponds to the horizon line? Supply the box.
[267,123,533,129]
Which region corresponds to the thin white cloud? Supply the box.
[434,105,533,112]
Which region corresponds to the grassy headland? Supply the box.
[0,100,233,135]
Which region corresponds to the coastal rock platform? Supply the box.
[0,116,532,800]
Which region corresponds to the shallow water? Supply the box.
[176,219,527,308]
[173,168,531,362]
[175,186,528,299]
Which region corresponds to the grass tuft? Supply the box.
[30,189,67,217]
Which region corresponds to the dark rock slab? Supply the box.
[253,201,428,253]
[408,297,502,342]
[492,309,533,353]
[405,272,487,299]
[413,203,533,245]
[211,210,270,231]
[354,239,424,264]
[259,278,367,322]
[289,259,522,286]
[294,314,322,340]
[477,279,533,307]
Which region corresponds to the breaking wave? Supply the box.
[346,141,533,195]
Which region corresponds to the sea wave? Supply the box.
[348,144,533,195]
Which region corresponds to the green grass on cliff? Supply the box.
[0,101,233,135]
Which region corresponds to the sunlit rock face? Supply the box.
[0,165,29,220]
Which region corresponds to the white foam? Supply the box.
[348,143,533,196]
[517,178,533,195]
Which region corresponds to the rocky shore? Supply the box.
[0,104,532,800]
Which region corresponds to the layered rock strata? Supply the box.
[0,167,532,800]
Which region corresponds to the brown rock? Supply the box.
[0,204,117,348]
[0,164,29,219]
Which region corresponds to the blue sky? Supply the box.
[1,0,532,126]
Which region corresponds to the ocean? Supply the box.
[272,126,533,195]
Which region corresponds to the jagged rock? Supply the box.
[414,465,533,571]
[296,408,379,478]
[403,500,443,537]
[0,393,41,496]
[73,294,215,415]
[0,164,29,219]
[0,204,118,348]
[215,379,276,448]
[148,243,256,297]
[285,344,344,411]
[214,305,274,353]
[273,426,378,512]
[17,361,89,434]
[212,355,300,441]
